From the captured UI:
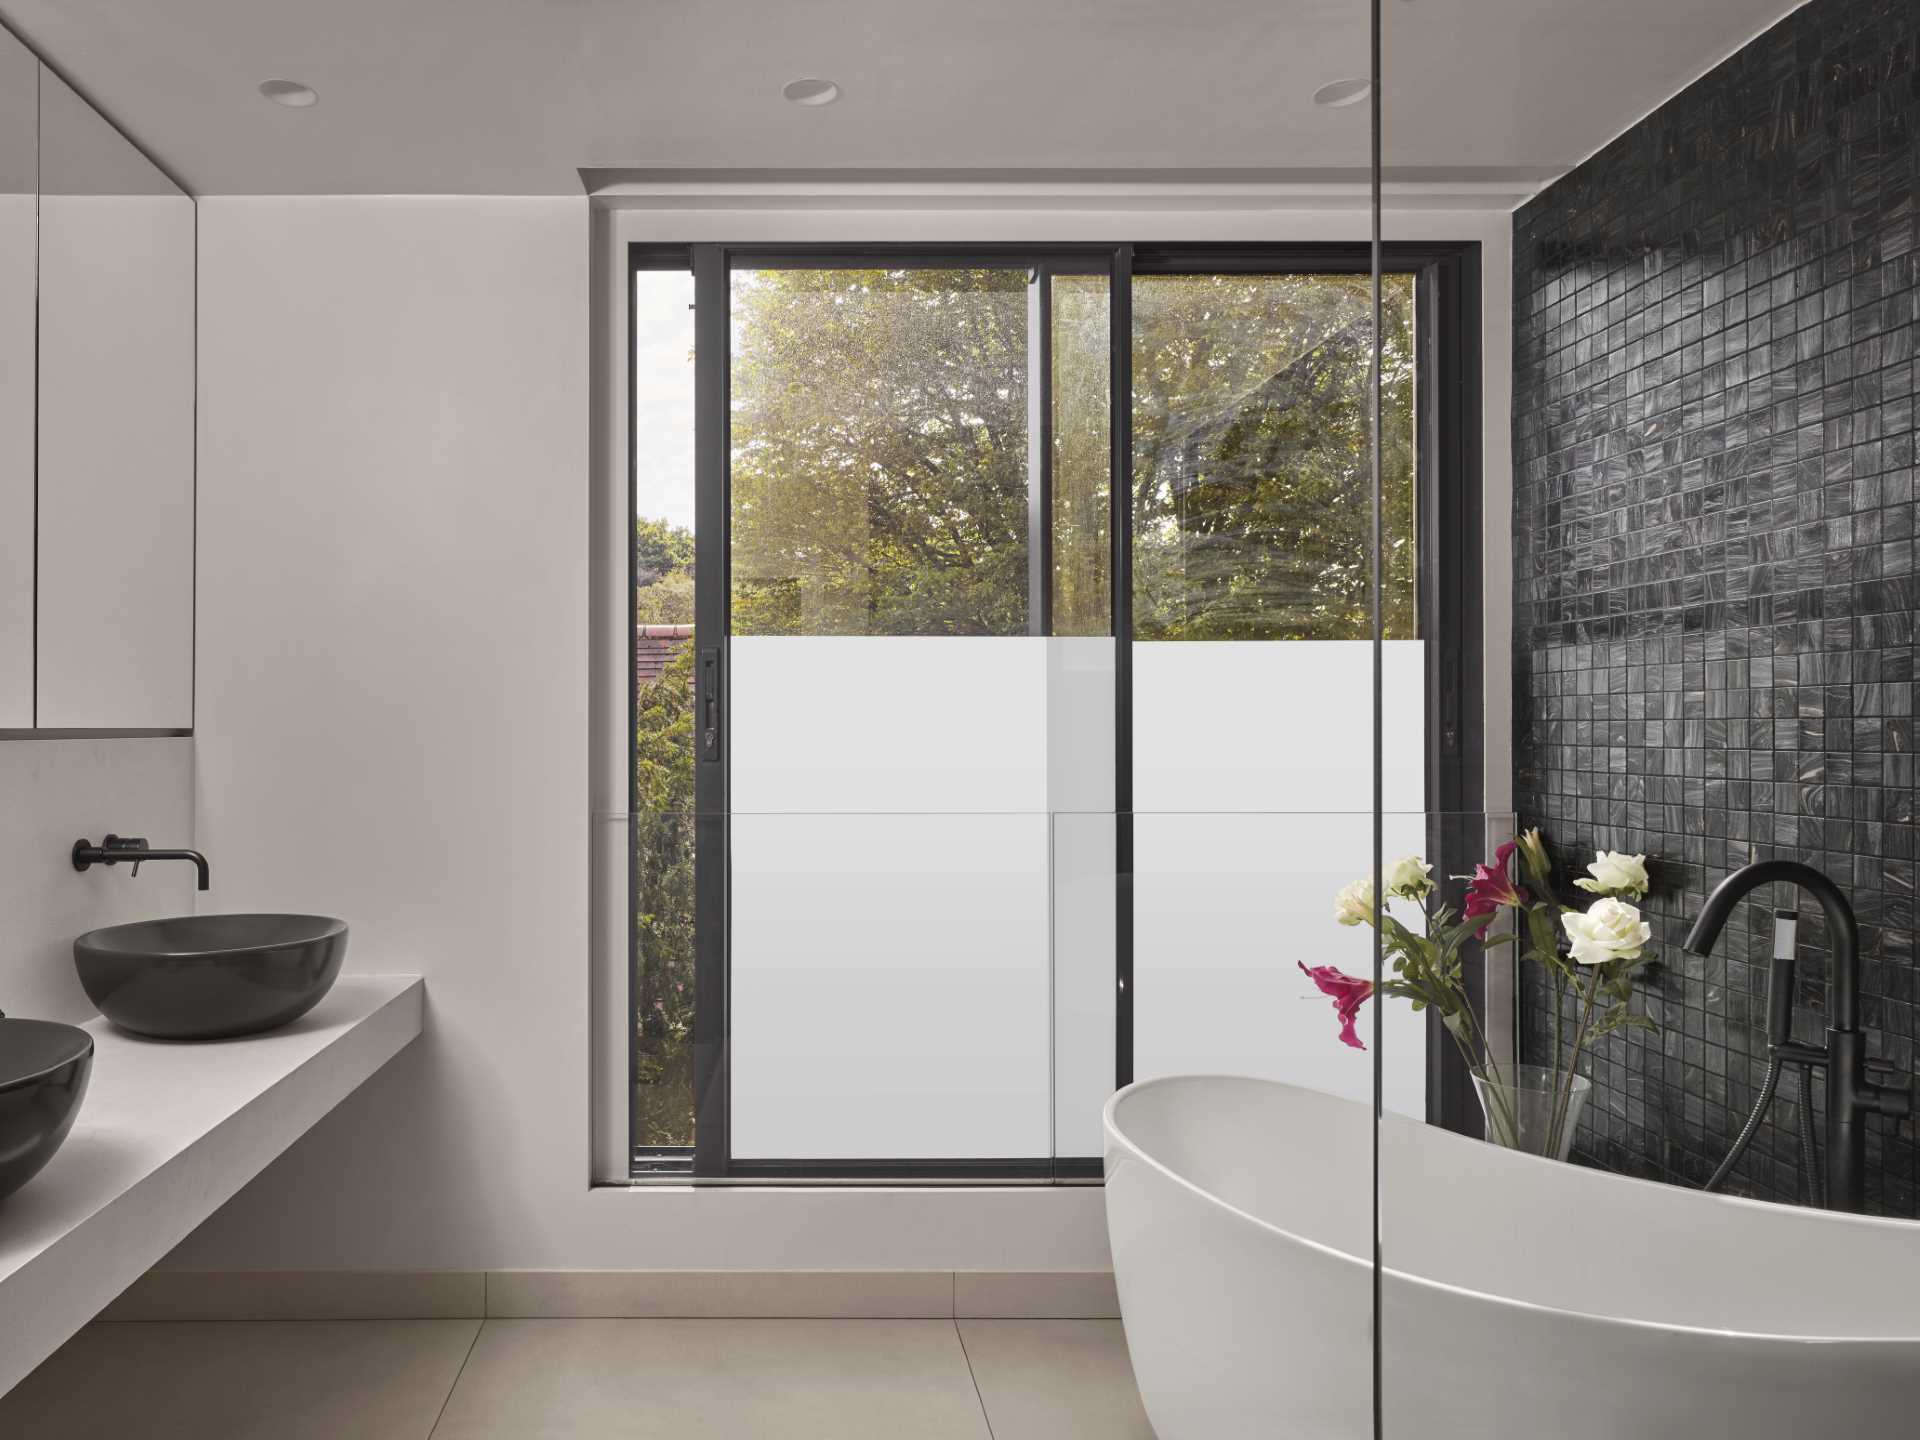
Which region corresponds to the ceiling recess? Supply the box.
[258,79,318,108]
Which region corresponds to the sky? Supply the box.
[633,270,698,534]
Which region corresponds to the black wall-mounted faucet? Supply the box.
[1685,859,1911,1212]
[72,835,210,892]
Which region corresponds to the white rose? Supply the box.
[1333,878,1375,927]
[1561,897,1651,966]
[1384,855,1433,900]
[1574,851,1650,899]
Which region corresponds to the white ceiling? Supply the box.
[0,0,1805,196]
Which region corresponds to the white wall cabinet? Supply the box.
[32,66,194,729]
[0,33,34,728]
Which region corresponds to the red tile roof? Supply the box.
[636,624,694,700]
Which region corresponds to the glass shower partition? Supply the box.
[624,229,1397,1419]
[1370,0,1920,1431]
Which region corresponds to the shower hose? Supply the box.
[1704,1058,1823,1207]
[1704,911,1823,1207]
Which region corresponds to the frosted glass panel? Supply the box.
[1134,639,1428,1117]
[730,636,1111,1160]
[730,812,1052,1159]
[1134,810,1427,1118]
[1045,637,1114,812]
[1047,638,1116,1156]
[1054,810,1117,1156]
[732,636,1049,814]
[1133,640,1424,814]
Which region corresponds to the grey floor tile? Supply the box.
[430,1318,992,1439]
[958,1319,1157,1440]
[0,1319,481,1440]
[953,1272,1120,1319]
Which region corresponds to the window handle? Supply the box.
[699,649,721,764]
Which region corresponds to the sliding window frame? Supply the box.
[667,245,1121,1184]
[1125,243,1485,1136]
[625,245,702,1180]
[626,240,1483,1181]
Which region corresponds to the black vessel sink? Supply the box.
[0,1017,92,1201]
[74,914,348,1041]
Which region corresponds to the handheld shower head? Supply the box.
[1767,908,1798,1051]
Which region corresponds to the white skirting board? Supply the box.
[97,1270,1123,1321]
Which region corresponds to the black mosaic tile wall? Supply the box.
[1511,0,1920,1214]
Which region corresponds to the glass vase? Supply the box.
[1471,1064,1590,1161]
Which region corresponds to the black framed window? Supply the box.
[628,250,699,1166]
[627,241,1483,1181]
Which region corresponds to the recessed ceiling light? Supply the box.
[781,77,840,107]
[258,79,318,109]
[1312,77,1371,109]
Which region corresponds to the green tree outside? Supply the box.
[724,266,1415,641]
[632,519,696,1147]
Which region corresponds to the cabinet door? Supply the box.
[0,34,32,729]
[35,65,193,729]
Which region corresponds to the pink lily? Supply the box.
[1299,962,1375,1051]
[1463,839,1527,931]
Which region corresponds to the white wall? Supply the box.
[169,196,1510,1275]
[0,739,196,1023]
[183,195,592,1268]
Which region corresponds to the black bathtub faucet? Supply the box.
[1684,859,1910,1213]
[72,834,210,892]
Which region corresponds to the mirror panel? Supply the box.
[35,64,192,729]
[0,32,32,728]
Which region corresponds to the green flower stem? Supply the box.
[1441,949,1519,1143]
[1550,964,1566,1115]
[1459,992,1507,1089]
[1550,967,1603,1156]
[1472,1057,1521,1147]
[1474,1070,1518,1144]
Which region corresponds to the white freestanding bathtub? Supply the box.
[1105,1074,1920,1439]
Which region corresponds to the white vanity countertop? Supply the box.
[0,974,423,1394]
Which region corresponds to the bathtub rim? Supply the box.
[1104,1072,1920,1347]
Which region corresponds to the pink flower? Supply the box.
[1299,962,1375,1051]
[1463,840,1528,931]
